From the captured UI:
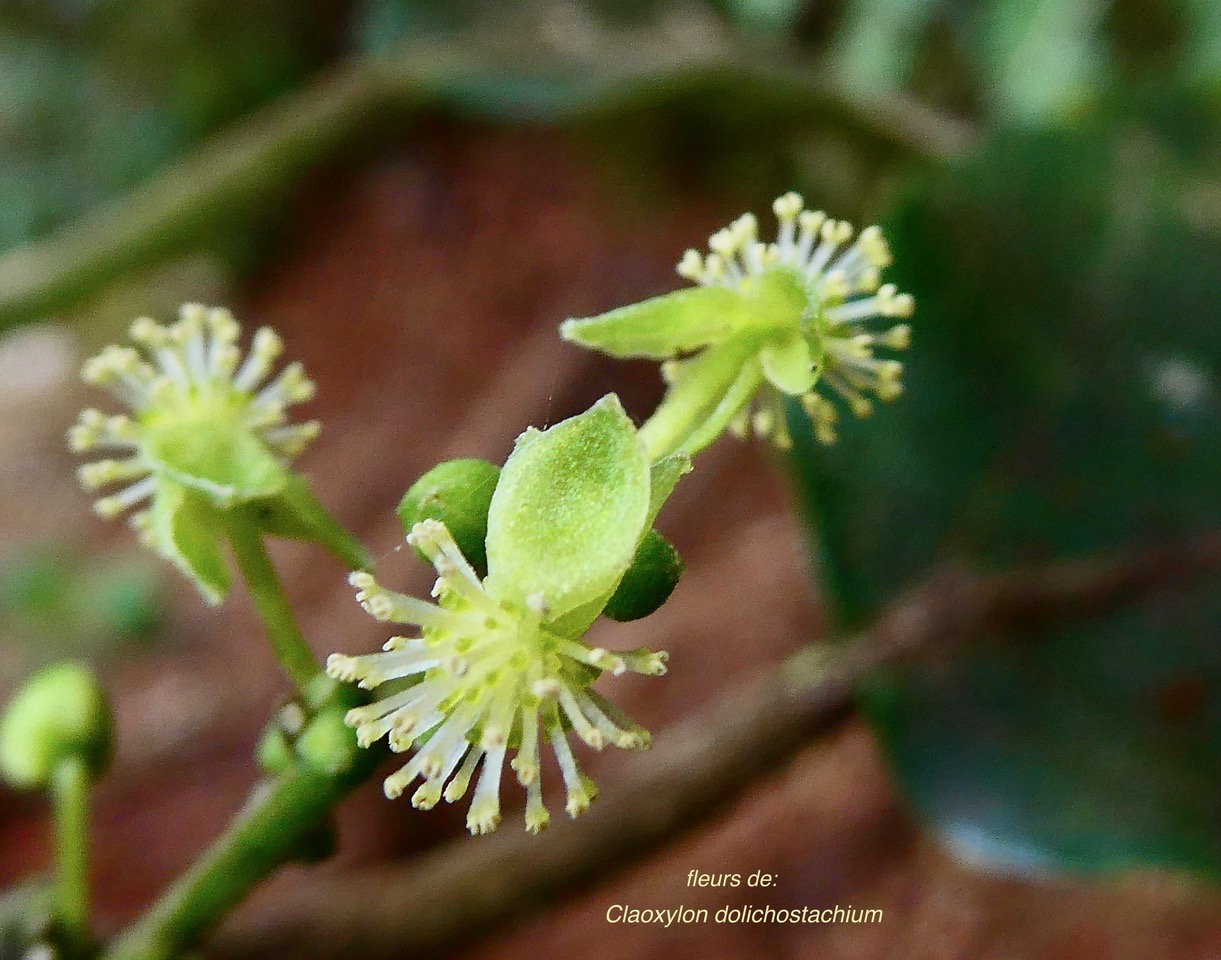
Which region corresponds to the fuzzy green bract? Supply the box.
[565,272,814,456]
[147,478,231,604]
[136,448,362,606]
[561,276,802,360]
[485,394,651,617]
[646,454,692,524]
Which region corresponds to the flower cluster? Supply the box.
[326,396,677,835]
[328,519,664,834]
[562,192,914,453]
[70,304,318,525]
[676,193,912,444]
[70,305,363,603]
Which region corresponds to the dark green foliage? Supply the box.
[0,0,340,255]
[0,546,164,661]
[787,113,1221,877]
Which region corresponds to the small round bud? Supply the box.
[397,459,500,577]
[255,724,296,777]
[0,664,113,790]
[604,529,683,622]
[302,672,354,713]
[295,706,363,781]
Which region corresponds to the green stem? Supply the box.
[637,389,713,462]
[227,524,319,696]
[638,341,763,462]
[50,756,91,951]
[101,763,365,960]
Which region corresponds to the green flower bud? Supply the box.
[604,529,683,622]
[397,459,500,577]
[255,724,297,777]
[295,706,363,781]
[255,707,340,863]
[0,664,113,790]
[302,671,364,713]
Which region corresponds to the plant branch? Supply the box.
[0,63,399,327]
[212,530,1221,960]
[0,36,972,327]
[101,763,363,960]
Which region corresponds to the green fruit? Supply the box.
[397,459,500,577]
[604,529,683,622]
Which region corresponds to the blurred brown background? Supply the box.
[3,0,1221,954]
[2,124,1221,958]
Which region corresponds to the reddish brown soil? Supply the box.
[2,126,1220,959]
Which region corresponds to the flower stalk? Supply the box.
[51,756,92,953]
[102,687,378,960]
[227,520,321,696]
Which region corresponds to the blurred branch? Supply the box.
[212,530,1221,960]
[0,64,400,327]
[0,35,973,327]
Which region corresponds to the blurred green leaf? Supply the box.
[788,117,1221,876]
[0,880,52,959]
[0,0,340,260]
[829,0,939,95]
[868,586,1221,875]
[87,0,343,135]
[717,0,807,35]
[82,560,163,639]
[0,549,70,621]
[0,544,164,662]
[0,33,181,252]
[1180,0,1221,88]
[975,0,1109,125]
[355,0,478,54]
